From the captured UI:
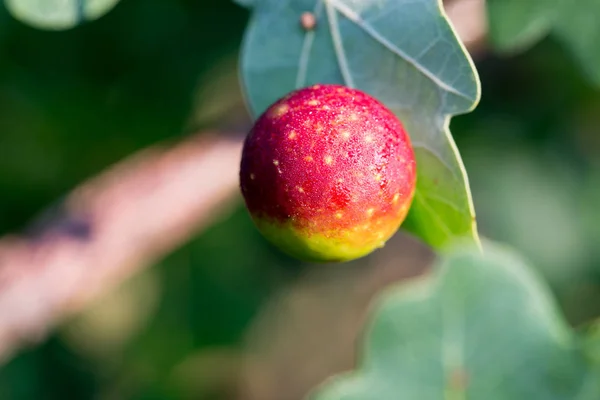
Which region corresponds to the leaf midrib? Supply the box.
[295,0,474,100]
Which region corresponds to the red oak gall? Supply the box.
[239,84,416,262]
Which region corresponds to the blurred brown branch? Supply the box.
[0,0,487,365]
[0,133,243,363]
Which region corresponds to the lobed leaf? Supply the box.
[309,241,600,400]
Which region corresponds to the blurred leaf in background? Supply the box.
[486,0,557,53]
[310,240,600,400]
[5,0,122,30]
[487,0,600,85]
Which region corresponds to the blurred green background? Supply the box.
[0,0,599,399]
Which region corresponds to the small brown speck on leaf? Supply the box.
[300,12,316,31]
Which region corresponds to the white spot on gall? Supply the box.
[335,212,343,219]
[296,186,305,193]
[273,160,280,166]
[341,131,350,139]
[365,135,373,143]
[324,155,333,165]
[250,173,255,180]
[288,131,297,140]
[304,155,314,162]
[308,99,319,106]
[270,104,289,118]
[393,193,400,203]
[374,174,382,182]
[366,208,375,217]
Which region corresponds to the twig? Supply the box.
[0,133,243,363]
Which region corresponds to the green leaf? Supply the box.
[238,0,481,249]
[4,0,120,30]
[309,241,600,400]
[486,0,600,86]
[578,320,600,399]
[486,0,558,53]
[582,320,600,365]
[553,0,600,86]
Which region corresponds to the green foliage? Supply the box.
[310,241,600,400]
[4,0,120,30]
[487,0,557,52]
[582,321,600,365]
[487,0,600,86]
[237,0,481,250]
[553,0,600,87]
[0,0,599,398]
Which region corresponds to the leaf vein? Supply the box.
[328,0,472,100]
[421,192,466,214]
[412,141,458,180]
[414,191,452,239]
[325,0,355,87]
